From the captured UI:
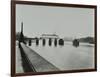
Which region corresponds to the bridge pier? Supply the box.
[73,39,79,47]
[48,38,52,46]
[42,39,46,46]
[29,40,32,46]
[59,39,64,46]
[54,38,57,46]
[32,38,65,46]
[36,38,39,46]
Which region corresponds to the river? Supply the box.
[28,40,94,71]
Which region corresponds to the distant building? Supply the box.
[40,34,59,39]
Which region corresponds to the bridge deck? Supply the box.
[16,45,24,73]
[16,43,59,73]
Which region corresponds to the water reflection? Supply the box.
[28,40,94,70]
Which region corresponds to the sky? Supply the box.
[16,4,95,38]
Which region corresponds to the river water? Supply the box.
[28,40,94,71]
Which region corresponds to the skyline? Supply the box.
[16,4,95,38]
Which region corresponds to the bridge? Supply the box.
[18,22,64,46]
[16,22,81,73]
[16,22,60,73]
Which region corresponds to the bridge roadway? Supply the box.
[16,42,59,73]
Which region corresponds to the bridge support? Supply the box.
[36,38,39,46]
[32,38,65,46]
[54,38,57,46]
[48,38,52,46]
[42,39,46,46]
[29,40,32,46]
[59,39,64,46]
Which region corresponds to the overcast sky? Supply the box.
[16,4,94,38]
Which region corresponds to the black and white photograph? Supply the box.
[11,1,97,76]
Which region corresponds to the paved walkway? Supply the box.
[16,45,24,73]
[16,43,59,73]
